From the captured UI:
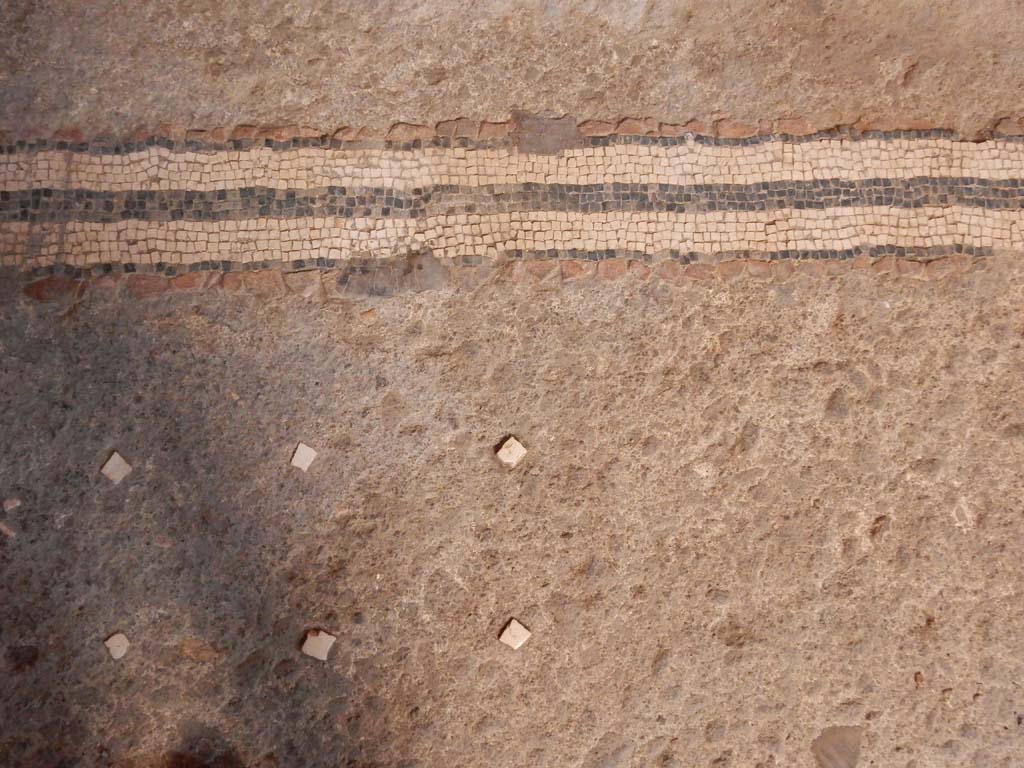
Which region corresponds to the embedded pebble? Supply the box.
[291,442,318,471]
[100,452,132,484]
[499,618,531,650]
[301,629,336,661]
[496,436,527,468]
[104,633,130,660]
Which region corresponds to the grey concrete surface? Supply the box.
[2,261,1024,766]
[3,1,1024,137]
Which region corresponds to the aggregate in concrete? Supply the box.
[2,262,1024,766]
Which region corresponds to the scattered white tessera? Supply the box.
[80,435,533,661]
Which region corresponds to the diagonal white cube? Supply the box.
[291,442,318,471]
[101,452,132,484]
[496,436,527,468]
[499,618,531,650]
[301,629,336,661]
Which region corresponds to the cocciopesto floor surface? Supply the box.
[2,118,1024,768]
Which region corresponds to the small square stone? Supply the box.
[100,452,132,484]
[499,618,531,650]
[291,442,318,471]
[104,632,130,660]
[2,497,21,512]
[301,629,336,661]
[496,436,527,468]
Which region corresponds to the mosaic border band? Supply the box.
[10,178,1024,225]
[4,119,1024,272]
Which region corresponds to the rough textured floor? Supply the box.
[3,0,1024,136]
[2,261,1024,767]
[4,1,1024,766]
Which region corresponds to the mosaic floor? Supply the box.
[3,126,1024,275]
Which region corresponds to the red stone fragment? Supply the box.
[560,260,593,281]
[717,261,747,281]
[578,120,616,137]
[773,260,796,282]
[168,272,205,291]
[244,270,285,297]
[775,117,818,136]
[655,260,685,284]
[747,260,773,280]
[684,263,716,281]
[627,260,652,280]
[125,274,168,299]
[616,117,658,135]
[478,121,512,141]
[597,259,629,280]
[524,259,558,280]
[22,276,84,302]
[386,123,434,142]
[715,119,758,138]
